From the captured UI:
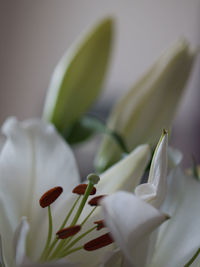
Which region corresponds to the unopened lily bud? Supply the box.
[43,18,113,138]
[95,38,196,172]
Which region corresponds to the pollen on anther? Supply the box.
[56,225,81,239]
[88,195,107,206]
[84,233,113,251]
[94,220,105,230]
[39,186,63,208]
[72,184,96,195]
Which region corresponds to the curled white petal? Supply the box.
[135,132,168,208]
[101,191,168,266]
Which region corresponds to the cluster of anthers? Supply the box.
[38,174,113,262]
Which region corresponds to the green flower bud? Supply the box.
[95,38,196,172]
[43,18,113,137]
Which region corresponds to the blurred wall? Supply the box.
[0,0,200,167]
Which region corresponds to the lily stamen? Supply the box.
[72,183,96,195]
[45,174,102,261]
[56,225,81,239]
[84,233,113,251]
[94,220,105,230]
[88,195,107,206]
[39,174,115,262]
[39,186,63,208]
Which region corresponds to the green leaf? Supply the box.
[43,18,113,134]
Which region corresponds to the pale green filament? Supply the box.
[184,248,200,267]
[39,206,53,261]
[59,226,97,258]
[81,207,97,226]
[54,206,97,259]
[44,196,81,260]
[48,179,98,260]
[62,246,83,257]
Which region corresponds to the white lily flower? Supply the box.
[102,130,200,266]
[101,130,168,266]
[0,117,151,267]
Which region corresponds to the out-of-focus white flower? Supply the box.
[0,117,151,267]
[95,38,196,172]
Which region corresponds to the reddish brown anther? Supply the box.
[84,233,113,251]
[88,195,107,206]
[39,186,63,208]
[56,225,81,239]
[94,220,105,230]
[72,184,96,195]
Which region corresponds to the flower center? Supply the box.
[38,174,113,262]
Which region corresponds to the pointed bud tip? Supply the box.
[162,129,168,135]
[164,214,170,220]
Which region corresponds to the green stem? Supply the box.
[184,248,200,267]
[82,116,129,154]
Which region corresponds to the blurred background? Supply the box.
[0,0,200,173]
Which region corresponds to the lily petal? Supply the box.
[168,146,182,169]
[78,144,150,222]
[101,191,168,266]
[100,249,124,267]
[151,168,200,267]
[0,118,80,261]
[135,131,168,208]
[14,217,30,266]
[98,144,151,194]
